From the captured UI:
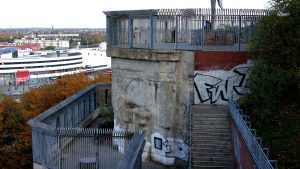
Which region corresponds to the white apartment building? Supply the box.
[15,38,69,48]
[38,33,79,38]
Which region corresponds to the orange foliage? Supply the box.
[0,97,23,137]
[0,72,112,169]
[21,84,57,115]
[0,97,27,169]
[93,71,112,84]
[54,73,92,101]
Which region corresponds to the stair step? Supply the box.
[192,117,229,121]
[192,166,232,169]
[192,156,233,162]
[192,129,230,133]
[192,114,229,118]
[192,124,230,129]
[192,160,233,166]
[191,140,231,145]
[192,165,233,169]
[191,152,233,159]
[192,128,231,133]
[192,135,230,140]
[192,146,231,151]
[192,121,230,126]
[191,143,232,149]
[191,132,230,137]
[191,105,227,112]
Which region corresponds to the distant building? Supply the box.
[0,43,41,51]
[0,43,41,57]
[0,42,110,85]
[0,32,18,36]
[14,38,69,48]
[38,33,79,38]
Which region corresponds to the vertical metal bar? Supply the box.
[79,129,81,169]
[106,16,111,47]
[185,16,188,45]
[96,129,99,169]
[201,15,205,51]
[175,15,178,49]
[238,15,241,51]
[111,129,113,169]
[128,17,133,48]
[188,91,192,169]
[71,129,73,169]
[150,16,154,49]
[58,131,62,169]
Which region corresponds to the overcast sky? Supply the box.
[0,0,270,28]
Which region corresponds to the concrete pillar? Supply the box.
[107,47,194,166]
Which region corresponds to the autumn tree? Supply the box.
[53,73,92,100]
[93,71,112,84]
[0,97,27,169]
[0,72,112,169]
[246,0,300,167]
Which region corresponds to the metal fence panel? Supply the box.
[31,128,136,169]
[106,8,269,51]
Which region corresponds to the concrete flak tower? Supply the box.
[104,8,268,166]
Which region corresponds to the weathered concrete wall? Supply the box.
[107,47,194,165]
[194,51,252,105]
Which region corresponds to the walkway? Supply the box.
[191,105,233,169]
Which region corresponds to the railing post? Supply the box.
[188,92,193,169]
[106,16,111,47]
[238,15,242,51]
[128,17,133,48]
[175,15,178,49]
[201,15,205,51]
[58,132,62,169]
[150,16,155,49]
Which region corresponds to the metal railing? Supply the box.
[105,8,269,51]
[187,92,193,169]
[32,128,133,169]
[228,98,278,169]
[28,84,145,169]
[117,131,146,169]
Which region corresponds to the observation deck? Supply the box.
[104,8,268,51]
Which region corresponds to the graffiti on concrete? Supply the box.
[194,65,251,105]
[151,133,188,165]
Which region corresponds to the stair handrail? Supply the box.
[188,92,193,169]
[228,98,278,169]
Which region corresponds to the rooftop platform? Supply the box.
[104,8,269,51]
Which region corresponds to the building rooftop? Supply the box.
[0,47,18,56]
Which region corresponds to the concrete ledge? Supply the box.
[33,163,47,169]
[107,47,181,62]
